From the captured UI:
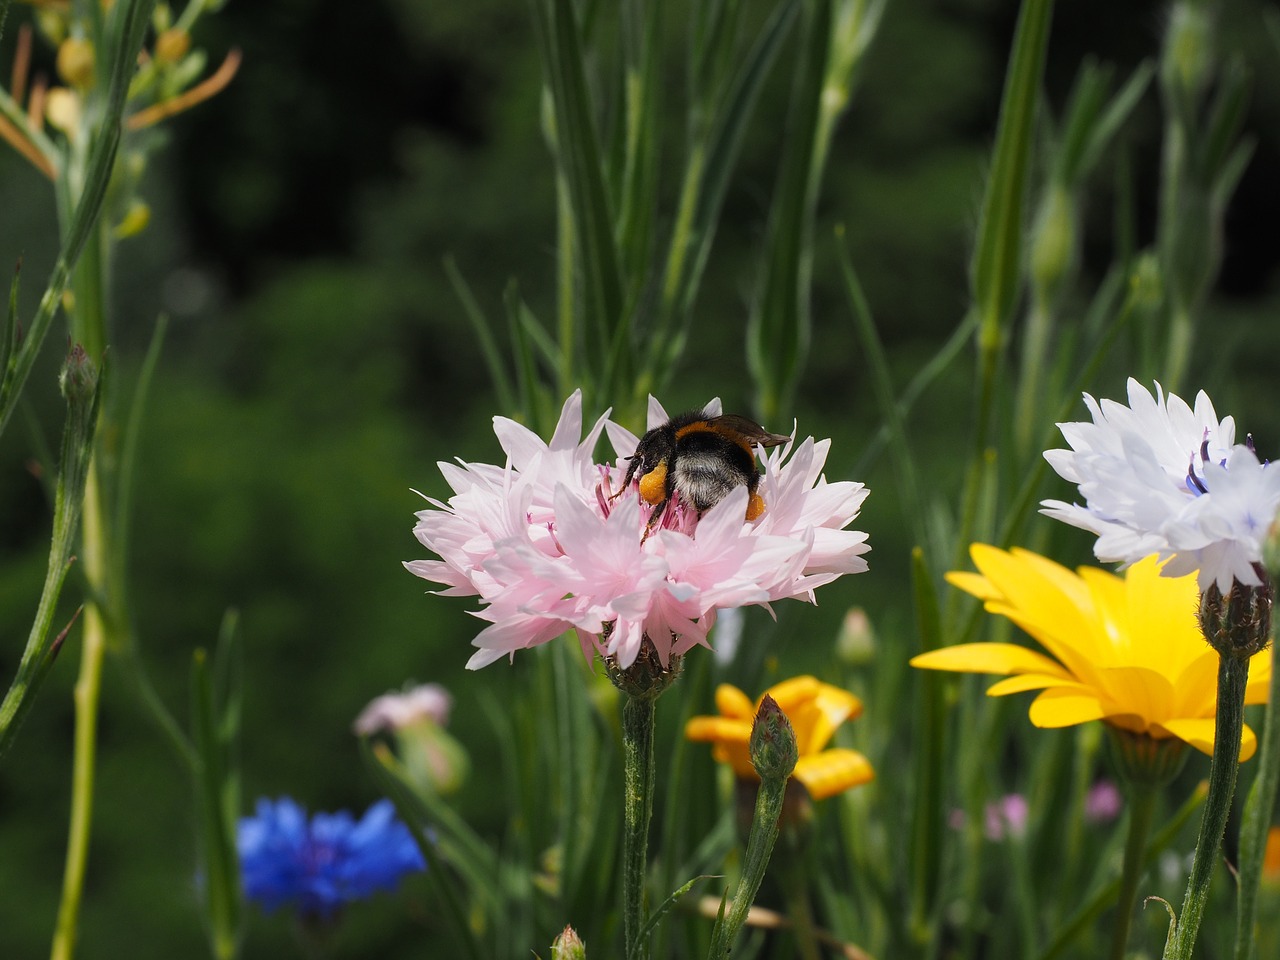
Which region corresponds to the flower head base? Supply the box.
[238,797,425,918]
[1199,575,1273,662]
[685,676,875,801]
[407,392,870,669]
[911,545,1273,760]
[1042,378,1280,593]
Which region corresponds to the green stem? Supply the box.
[775,829,821,960]
[1164,654,1250,960]
[1234,637,1280,960]
[51,464,109,960]
[1109,781,1159,960]
[623,692,657,960]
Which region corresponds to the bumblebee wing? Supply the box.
[705,415,791,448]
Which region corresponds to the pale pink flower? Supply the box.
[353,683,453,736]
[407,392,871,669]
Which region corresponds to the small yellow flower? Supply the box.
[685,676,874,800]
[911,545,1273,760]
[56,37,95,90]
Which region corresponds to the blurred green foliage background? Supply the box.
[2,0,1280,956]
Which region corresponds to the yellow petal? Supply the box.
[1027,687,1108,727]
[1246,648,1274,706]
[910,642,1069,678]
[793,749,874,801]
[945,569,1000,602]
[1160,718,1258,762]
[963,545,1102,683]
[795,684,862,754]
[1169,648,1220,719]
[763,676,821,713]
[1094,665,1177,727]
[986,673,1081,696]
[685,716,749,745]
[715,684,754,719]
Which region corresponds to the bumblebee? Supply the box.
[616,410,790,530]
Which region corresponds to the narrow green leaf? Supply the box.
[0,346,102,757]
[191,647,242,960]
[615,0,662,298]
[502,280,539,425]
[837,229,927,555]
[908,547,946,941]
[360,737,509,917]
[648,0,799,397]
[970,0,1056,341]
[112,313,169,638]
[853,310,977,478]
[1,262,18,389]
[533,0,625,354]
[637,875,712,949]
[747,0,831,421]
[360,740,485,960]
[445,255,515,414]
[1197,57,1249,184]
[1075,61,1155,182]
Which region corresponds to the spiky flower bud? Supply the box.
[1199,572,1272,662]
[551,925,587,960]
[749,694,798,784]
[59,343,98,406]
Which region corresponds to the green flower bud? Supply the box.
[1199,574,1272,662]
[749,694,798,784]
[836,606,876,667]
[1160,1,1215,114]
[1029,183,1078,305]
[59,343,98,406]
[551,925,587,960]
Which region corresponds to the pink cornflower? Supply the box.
[406,392,871,669]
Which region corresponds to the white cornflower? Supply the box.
[1041,378,1280,593]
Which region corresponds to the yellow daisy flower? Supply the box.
[911,545,1272,760]
[685,676,874,800]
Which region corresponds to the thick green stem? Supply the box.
[1109,781,1159,960]
[1164,654,1250,960]
[622,692,657,960]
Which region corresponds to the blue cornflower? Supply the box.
[238,797,425,917]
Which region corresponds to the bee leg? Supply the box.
[640,498,669,541]
[746,492,767,521]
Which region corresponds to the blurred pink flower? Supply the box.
[985,794,1029,841]
[406,392,871,669]
[1084,780,1123,824]
[353,683,452,736]
[949,794,1030,842]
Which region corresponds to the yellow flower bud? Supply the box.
[45,87,83,139]
[155,28,191,65]
[56,38,96,90]
[113,201,152,240]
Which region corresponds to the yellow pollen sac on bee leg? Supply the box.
[746,493,767,521]
[638,463,668,505]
